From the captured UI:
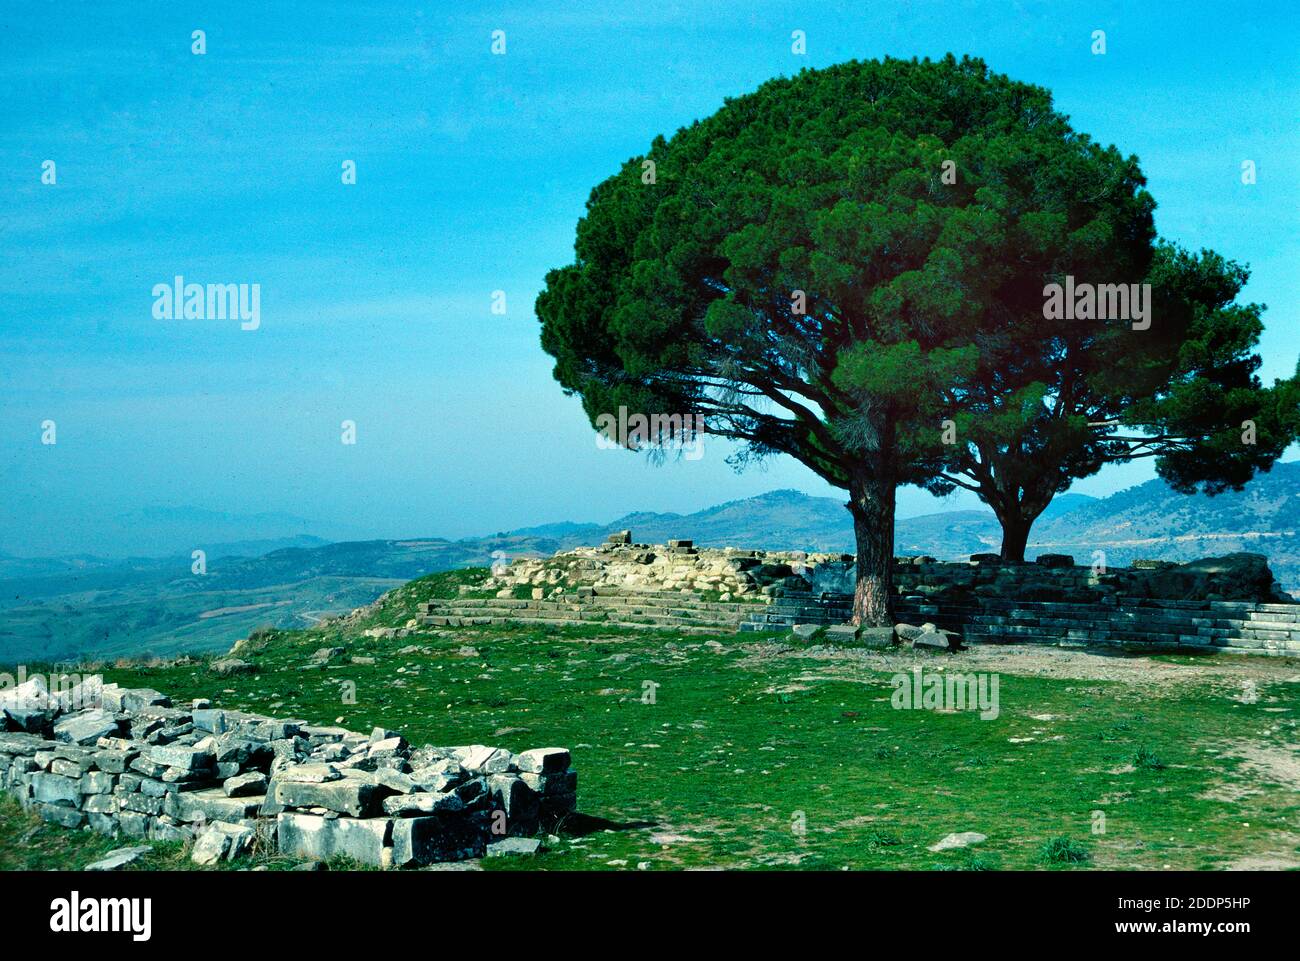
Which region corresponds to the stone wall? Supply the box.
[485,536,1296,654]
[893,552,1290,605]
[488,534,1289,606]
[0,676,575,867]
[484,532,845,599]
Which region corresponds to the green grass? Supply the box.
[5,569,1300,871]
[1040,836,1092,865]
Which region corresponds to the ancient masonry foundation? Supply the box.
[1,678,575,867]
[420,533,1300,656]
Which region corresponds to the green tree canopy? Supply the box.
[939,242,1300,560]
[536,54,1294,623]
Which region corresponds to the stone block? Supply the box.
[31,772,80,806]
[83,794,119,815]
[143,744,213,772]
[273,779,384,817]
[81,771,116,794]
[91,749,138,774]
[53,711,121,746]
[223,771,267,797]
[514,748,570,774]
[391,814,487,866]
[382,792,465,816]
[166,787,263,824]
[191,820,257,865]
[38,803,86,829]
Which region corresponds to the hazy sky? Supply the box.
[2,1,1297,556]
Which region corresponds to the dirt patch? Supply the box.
[736,640,1300,691]
[1214,740,1300,791]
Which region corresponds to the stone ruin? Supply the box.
[0,675,575,868]
[483,530,849,600]
[459,533,1300,655]
[491,531,1291,607]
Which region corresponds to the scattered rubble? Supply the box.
[0,678,576,869]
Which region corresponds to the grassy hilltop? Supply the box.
[4,567,1299,872]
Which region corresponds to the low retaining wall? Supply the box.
[0,678,576,867]
[748,592,1300,655]
[895,596,1300,655]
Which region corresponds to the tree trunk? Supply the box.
[998,511,1032,563]
[847,472,896,627]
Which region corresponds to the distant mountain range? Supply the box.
[1,462,1296,663]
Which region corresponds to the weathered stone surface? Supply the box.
[1035,553,1075,568]
[83,794,119,815]
[391,815,487,866]
[382,792,465,816]
[121,793,164,816]
[32,772,80,806]
[120,689,170,713]
[144,744,213,772]
[3,706,55,734]
[274,779,384,817]
[166,787,263,824]
[277,762,340,783]
[373,768,416,794]
[15,678,577,870]
[129,755,167,779]
[519,770,578,796]
[856,626,896,648]
[91,749,138,774]
[461,746,512,774]
[912,631,951,651]
[149,819,193,843]
[210,659,255,676]
[367,736,408,761]
[191,820,257,865]
[488,774,539,833]
[223,771,267,797]
[81,771,116,794]
[277,812,391,864]
[0,732,51,756]
[191,709,228,734]
[330,816,392,864]
[50,757,92,778]
[928,831,987,852]
[118,811,150,838]
[514,748,571,775]
[85,845,152,871]
[53,710,121,746]
[486,836,542,856]
[86,813,118,835]
[38,803,86,828]
[1141,552,1278,602]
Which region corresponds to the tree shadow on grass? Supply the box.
[551,811,658,837]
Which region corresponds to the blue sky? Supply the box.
[1,1,1297,556]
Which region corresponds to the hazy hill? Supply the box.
[1,462,1296,662]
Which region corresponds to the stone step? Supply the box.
[422,609,743,630]
[427,597,758,616]
[425,601,743,626]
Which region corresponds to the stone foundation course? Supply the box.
[0,677,576,868]
[459,537,1298,655]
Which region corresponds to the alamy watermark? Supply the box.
[595,406,705,460]
[890,666,1000,720]
[152,276,260,330]
[1043,276,1150,331]
[0,666,104,713]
